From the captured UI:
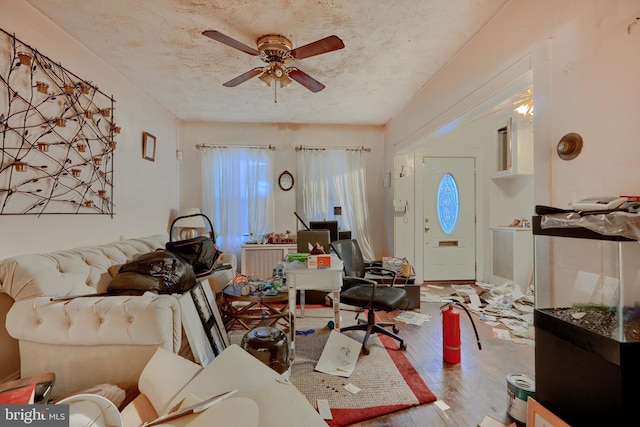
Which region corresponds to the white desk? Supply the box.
[284,254,343,358]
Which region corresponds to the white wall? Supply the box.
[387,0,640,281]
[0,1,180,260]
[0,1,180,381]
[177,121,387,256]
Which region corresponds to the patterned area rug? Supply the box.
[287,307,437,426]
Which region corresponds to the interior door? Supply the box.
[423,157,476,280]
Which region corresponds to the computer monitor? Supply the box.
[310,220,339,242]
[296,230,331,253]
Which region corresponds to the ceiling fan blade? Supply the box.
[223,68,264,87]
[202,30,259,56]
[287,68,325,92]
[289,35,345,60]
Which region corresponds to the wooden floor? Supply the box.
[349,283,535,427]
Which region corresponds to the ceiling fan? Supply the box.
[202,30,345,93]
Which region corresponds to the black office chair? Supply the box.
[331,239,408,354]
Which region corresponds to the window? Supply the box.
[437,173,459,234]
[201,147,274,258]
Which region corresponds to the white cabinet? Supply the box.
[240,244,297,278]
[490,227,533,289]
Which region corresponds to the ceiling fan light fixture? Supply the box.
[258,71,272,87]
[515,102,534,117]
[514,88,534,117]
[279,75,292,88]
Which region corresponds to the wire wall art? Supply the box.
[0,28,118,216]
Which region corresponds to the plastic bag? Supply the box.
[108,250,196,295]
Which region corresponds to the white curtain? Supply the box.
[298,149,329,221]
[201,147,274,260]
[297,148,375,261]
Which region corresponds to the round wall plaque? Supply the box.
[557,133,583,160]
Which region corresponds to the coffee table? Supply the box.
[222,285,289,330]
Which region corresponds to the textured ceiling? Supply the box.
[25,0,507,125]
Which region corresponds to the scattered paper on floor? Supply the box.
[451,284,478,296]
[469,294,482,306]
[420,291,443,302]
[512,337,535,346]
[315,330,361,377]
[317,399,332,419]
[478,414,516,427]
[343,383,361,394]
[492,328,511,340]
[395,311,432,325]
[434,400,450,411]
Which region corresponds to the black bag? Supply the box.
[108,249,197,295]
[166,213,221,278]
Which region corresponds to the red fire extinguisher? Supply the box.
[441,301,482,364]
[442,304,461,363]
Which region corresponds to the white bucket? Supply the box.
[506,374,535,425]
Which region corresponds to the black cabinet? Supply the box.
[533,215,640,425]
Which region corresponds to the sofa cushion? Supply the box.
[0,235,167,301]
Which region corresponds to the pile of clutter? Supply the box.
[462,282,534,339]
[248,230,296,244]
[422,281,535,340]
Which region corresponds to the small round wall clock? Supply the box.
[278,170,294,191]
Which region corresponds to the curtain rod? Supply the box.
[295,145,371,152]
[196,144,276,151]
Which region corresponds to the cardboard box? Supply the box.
[308,254,331,269]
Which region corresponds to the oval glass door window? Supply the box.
[437,173,459,234]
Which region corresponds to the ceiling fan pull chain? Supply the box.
[274,82,278,105]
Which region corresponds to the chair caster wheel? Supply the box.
[362,346,370,355]
[399,342,407,351]
[392,325,399,334]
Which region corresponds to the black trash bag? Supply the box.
[108,249,196,295]
[166,213,221,278]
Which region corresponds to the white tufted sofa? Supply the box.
[0,234,236,398]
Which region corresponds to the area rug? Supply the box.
[287,307,437,426]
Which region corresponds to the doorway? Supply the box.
[422,157,476,280]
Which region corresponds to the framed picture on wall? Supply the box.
[142,131,156,161]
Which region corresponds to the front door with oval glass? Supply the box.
[423,157,476,280]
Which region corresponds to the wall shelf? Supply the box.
[491,116,533,180]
